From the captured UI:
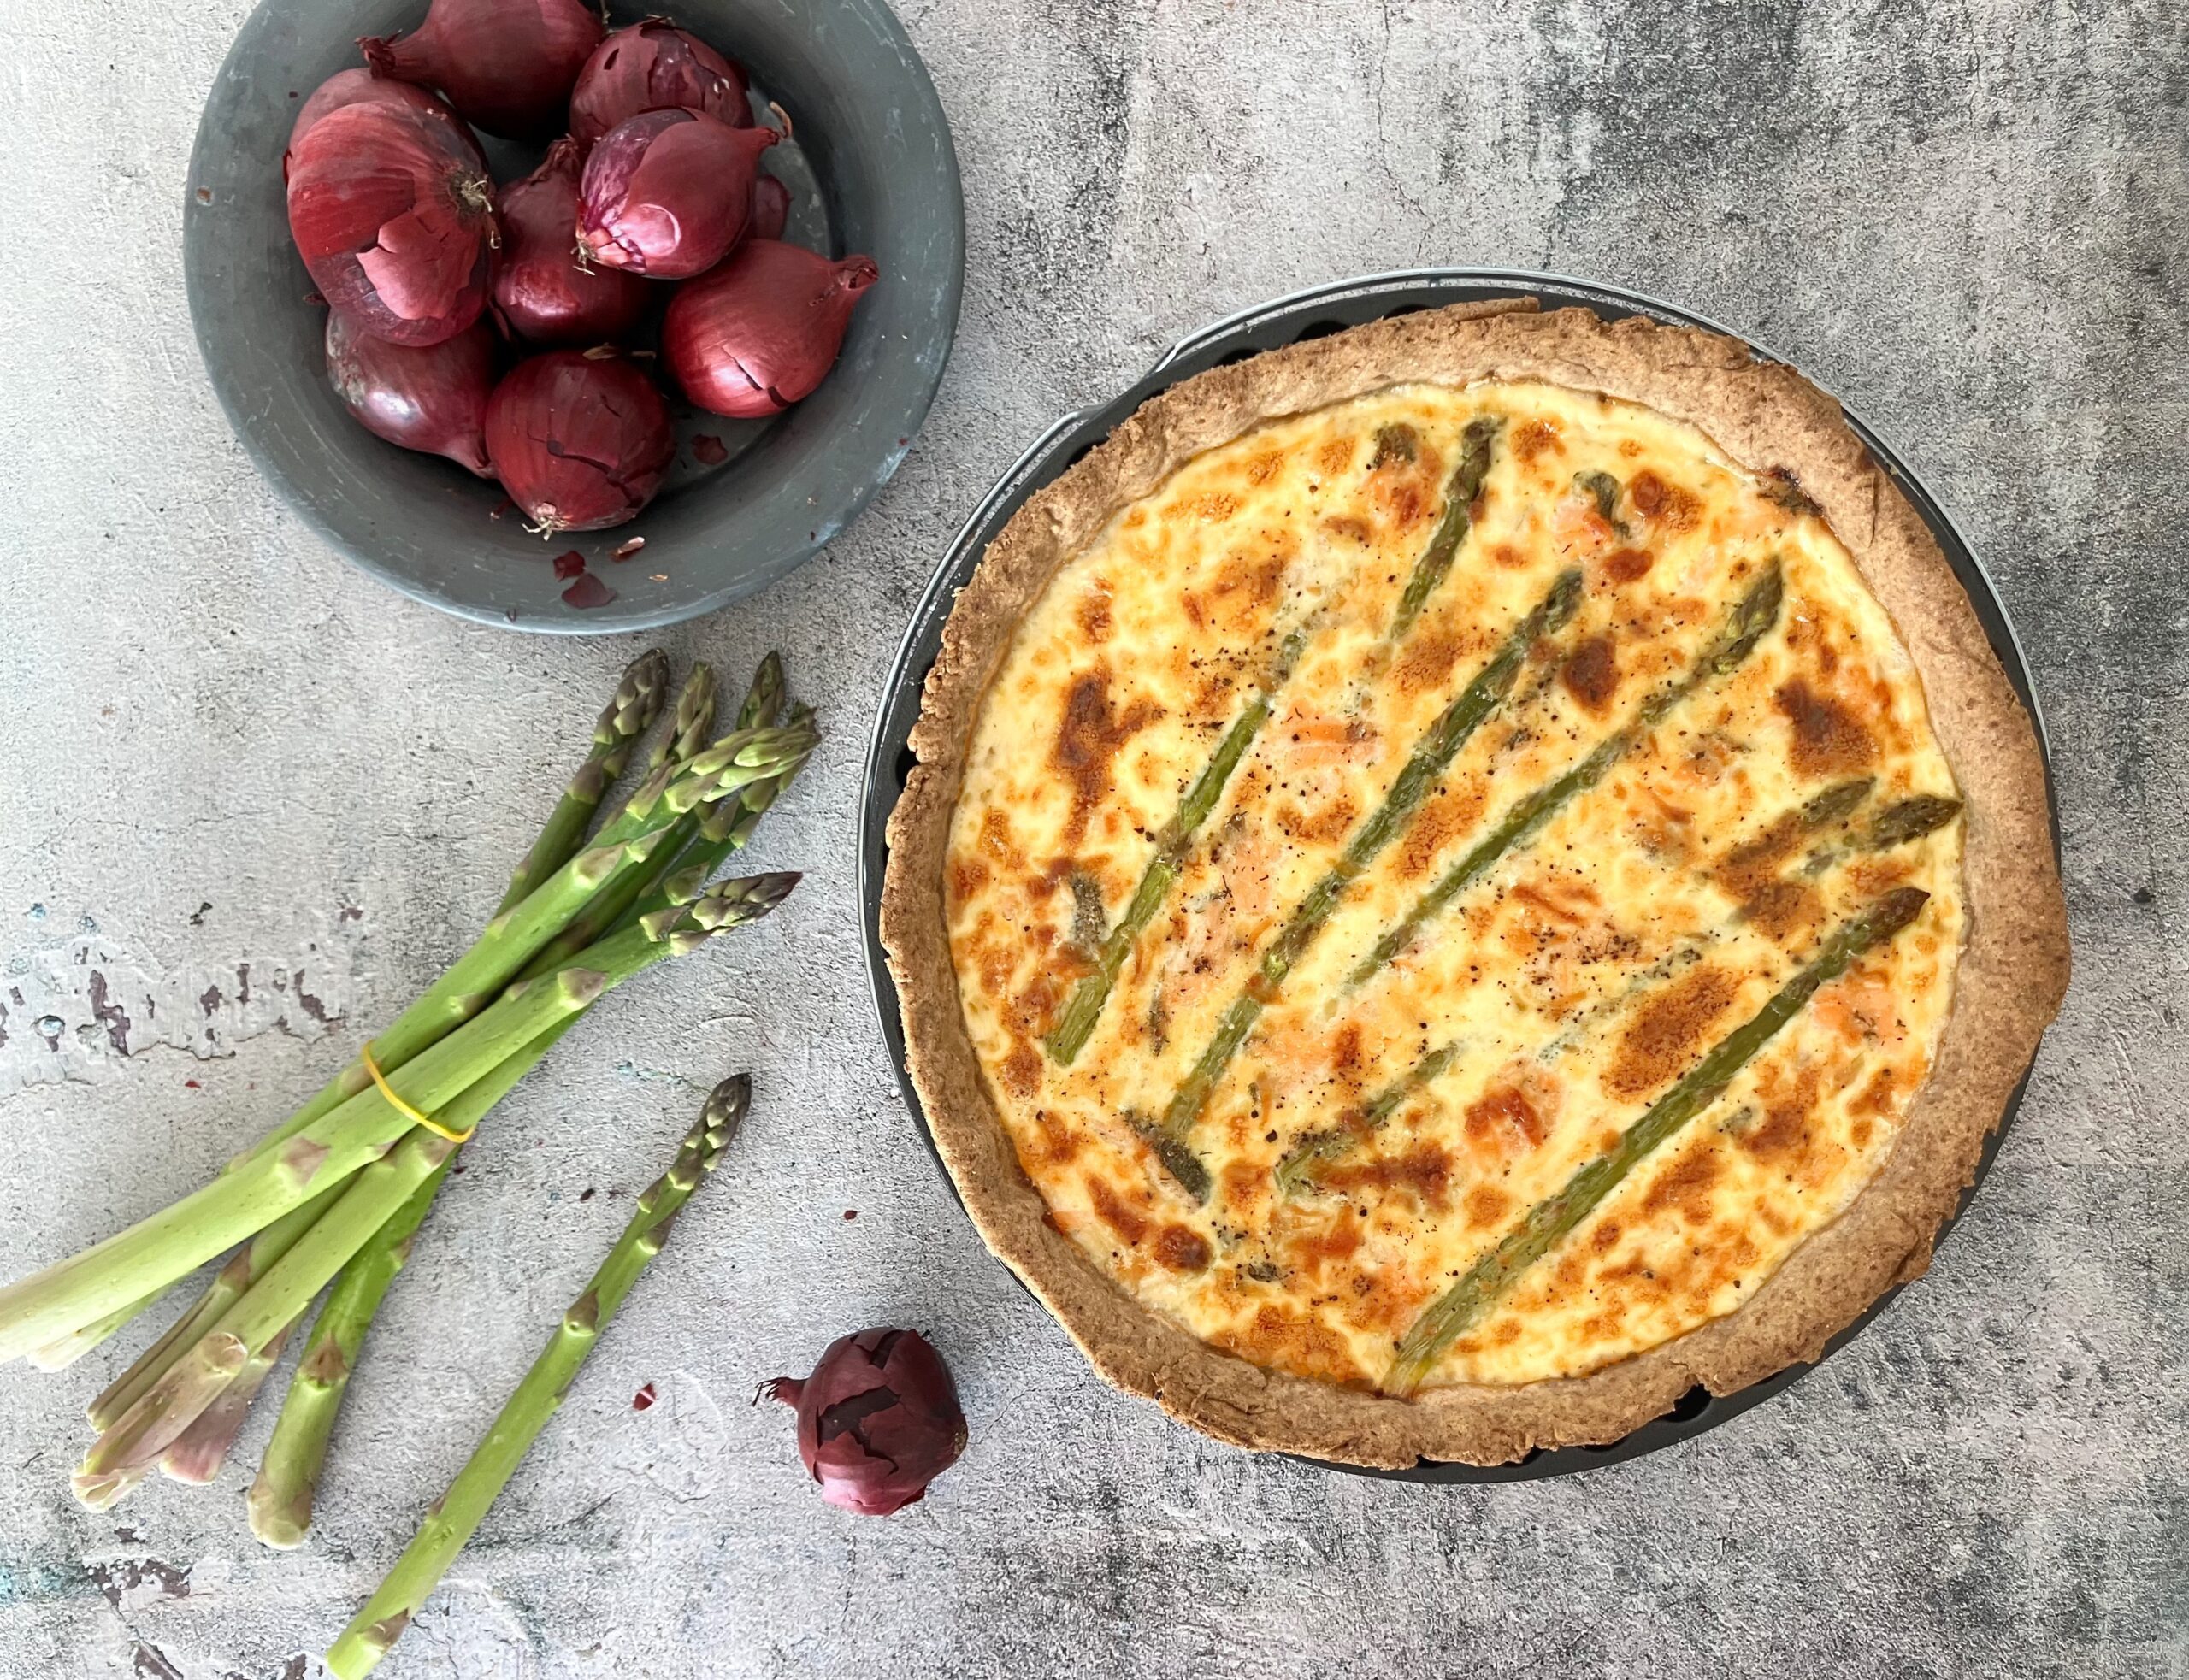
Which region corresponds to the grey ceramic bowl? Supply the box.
[184,0,962,633]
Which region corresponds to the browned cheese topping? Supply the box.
[946,380,1963,1389]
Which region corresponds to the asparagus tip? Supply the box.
[702,1074,751,1151]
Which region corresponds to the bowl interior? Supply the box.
[185,0,962,633]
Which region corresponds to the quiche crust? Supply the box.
[882,300,2069,1467]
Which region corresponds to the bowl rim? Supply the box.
[183,0,965,635]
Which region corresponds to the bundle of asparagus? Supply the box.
[0,648,817,1536]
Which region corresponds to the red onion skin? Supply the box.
[749,174,791,242]
[286,102,496,348]
[569,20,752,146]
[762,1329,967,1517]
[286,69,484,179]
[325,310,494,475]
[361,0,604,143]
[484,351,675,533]
[663,240,877,419]
[493,139,651,347]
[576,109,778,280]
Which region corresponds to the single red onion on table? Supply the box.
[575,109,779,280]
[761,1329,966,1517]
[749,174,791,242]
[285,69,484,179]
[569,19,753,145]
[360,0,604,142]
[484,351,675,533]
[325,311,495,475]
[286,102,496,347]
[493,139,651,346]
[663,240,877,419]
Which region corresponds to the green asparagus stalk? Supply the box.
[1389,416,1504,643]
[1273,1041,1463,1197]
[1381,886,1931,1397]
[1350,559,1785,987]
[67,878,794,1494]
[246,1018,573,1550]
[495,650,671,915]
[1045,418,1506,1067]
[324,1076,747,1680]
[243,1170,445,1546]
[1800,793,1962,875]
[628,702,814,928]
[1156,569,1584,1149]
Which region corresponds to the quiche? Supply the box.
[882,301,2068,1467]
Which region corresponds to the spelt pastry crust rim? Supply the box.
[881,299,2070,1468]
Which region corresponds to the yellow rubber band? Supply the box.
[361,1041,475,1144]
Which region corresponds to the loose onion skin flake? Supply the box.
[360,0,604,143]
[761,1329,967,1517]
[286,69,484,180]
[575,109,779,280]
[325,310,495,475]
[484,350,675,534]
[287,101,498,348]
[569,19,753,145]
[493,139,652,347]
[663,239,877,419]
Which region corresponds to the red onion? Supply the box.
[493,139,651,347]
[325,310,494,475]
[749,174,790,242]
[663,240,877,419]
[569,20,752,145]
[575,109,778,280]
[360,0,604,143]
[484,351,674,533]
[286,69,484,179]
[286,102,496,347]
[761,1329,966,1517]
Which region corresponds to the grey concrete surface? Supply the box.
[0,1,2181,1675]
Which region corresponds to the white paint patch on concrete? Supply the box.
[0,914,362,1095]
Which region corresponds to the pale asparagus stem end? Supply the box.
[74,1333,251,1493]
[159,1315,299,1484]
[80,1131,463,1493]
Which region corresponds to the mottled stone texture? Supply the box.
[0,1,2180,1675]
